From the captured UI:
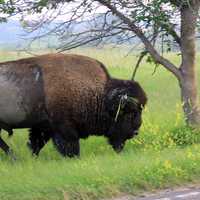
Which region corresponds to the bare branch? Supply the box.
[58,30,124,51]
[96,0,182,80]
[131,51,147,81]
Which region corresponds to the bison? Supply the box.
[0,53,147,158]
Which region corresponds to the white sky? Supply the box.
[2,0,174,24]
[10,1,108,22]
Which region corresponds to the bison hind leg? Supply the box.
[0,136,16,160]
[5,128,13,137]
[0,127,13,137]
[0,136,10,154]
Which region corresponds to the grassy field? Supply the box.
[0,49,200,200]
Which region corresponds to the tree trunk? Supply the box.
[179,3,200,126]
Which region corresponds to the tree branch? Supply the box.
[58,30,124,51]
[96,0,182,81]
[131,51,147,81]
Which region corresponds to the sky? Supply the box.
[0,0,174,23]
[8,1,108,22]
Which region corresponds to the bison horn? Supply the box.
[126,96,139,105]
[114,94,139,122]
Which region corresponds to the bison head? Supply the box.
[105,80,147,153]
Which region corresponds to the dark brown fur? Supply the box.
[0,53,147,157]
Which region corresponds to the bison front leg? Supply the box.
[53,135,80,158]
[52,124,80,158]
[28,124,52,156]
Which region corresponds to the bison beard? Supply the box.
[0,53,147,158]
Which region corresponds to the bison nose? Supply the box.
[133,130,139,135]
[112,142,125,153]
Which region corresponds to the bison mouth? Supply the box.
[113,144,124,153]
[127,129,139,139]
[108,138,125,153]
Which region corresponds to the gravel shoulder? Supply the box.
[107,184,200,200]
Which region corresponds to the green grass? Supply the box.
[0,49,200,200]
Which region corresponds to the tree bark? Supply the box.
[179,3,200,125]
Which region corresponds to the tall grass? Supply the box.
[0,49,200,200]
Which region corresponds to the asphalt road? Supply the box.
[109,186,200,200]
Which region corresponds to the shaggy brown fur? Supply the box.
[0,53,147,157]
